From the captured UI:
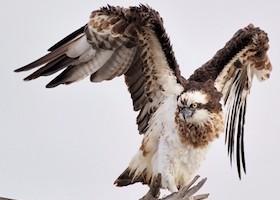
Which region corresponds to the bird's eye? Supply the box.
[190,103,197,109]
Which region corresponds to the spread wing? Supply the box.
[14,5,185,135]
[188,24,272,178]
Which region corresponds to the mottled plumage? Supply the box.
[15,5,272,192]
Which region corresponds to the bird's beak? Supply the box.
[182,107,193,121]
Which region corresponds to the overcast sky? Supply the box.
[0,0,280,200]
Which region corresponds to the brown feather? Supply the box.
[114,167,150,187]
[24,55,75,80]
[48,25,87,51]
[90,46,137,82]
[188,24,271,178]
[14,46,68,72]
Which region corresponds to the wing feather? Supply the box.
[14,5,185,136]
[189,24,272,177]
[45,49,115,88]
[48,25,87,51]
[14,46,69,72]
[90,45,137,82]
[236,98,247,177]
[23,55,75,80]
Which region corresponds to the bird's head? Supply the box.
[177,80,222,125]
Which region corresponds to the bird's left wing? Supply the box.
[188,24,272,178]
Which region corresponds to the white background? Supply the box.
[0,0,280,200]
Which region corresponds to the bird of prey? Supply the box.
[15,5,272,192]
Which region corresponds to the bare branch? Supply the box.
[0,175,209,200]
[140,175,209,200]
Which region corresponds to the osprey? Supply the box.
[15,5,272,192]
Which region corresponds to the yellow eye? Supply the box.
[190,103,197,109]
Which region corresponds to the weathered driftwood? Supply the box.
[0,175,209,200]
[139,175,209,200]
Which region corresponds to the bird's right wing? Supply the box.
[14,5,185,135]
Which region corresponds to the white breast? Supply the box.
[173,145,208,185]
[153,96,209,189]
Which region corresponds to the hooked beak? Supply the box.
[181,107,193,121]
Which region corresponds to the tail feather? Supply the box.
[114,167,149,187]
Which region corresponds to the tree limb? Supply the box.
[140,175,209,200]
[0,175,209,200]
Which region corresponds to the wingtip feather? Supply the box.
[46,82,60,88]
[14,68,23,72]
[14,65,34,72]
[23,76,33,81]
[47,25,86,52]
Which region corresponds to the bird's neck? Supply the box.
[175,111,224,148]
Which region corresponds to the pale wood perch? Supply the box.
[140,175,209,200]
[0,175,209,200]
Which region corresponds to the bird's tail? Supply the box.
[114,151,152,187]
[114,167,145,186]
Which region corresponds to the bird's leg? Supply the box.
[139,175,209,200]
[156,137,178,193]
[165,174,179,193]
[149,174,162,198]
[139,174,161,200]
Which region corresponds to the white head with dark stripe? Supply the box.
[177,80,222,125]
